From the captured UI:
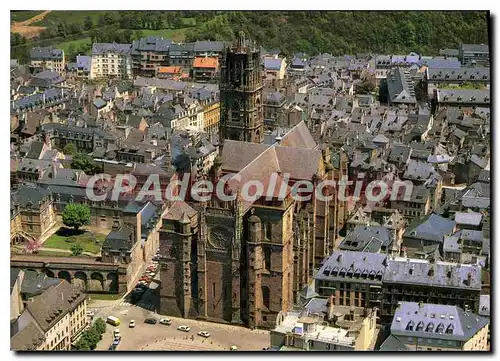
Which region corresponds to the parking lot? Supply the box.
[90,269,270,351]
[94,304,270,351]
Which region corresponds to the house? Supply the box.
[192,57,219,82]
[131,36,172,77]
[436,89,490,109]
[380,302,489,351]
[402,213,455,250]
[30,47,65,73]
[263,57,286,80]
[76,55,91,78]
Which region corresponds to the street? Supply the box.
[91,281,270,351]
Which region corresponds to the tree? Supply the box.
[73,337,90,351]
[171,16,183,29]
[94,318,106,334]
[71,153,97,174]
[133,30,144,41]
[62,203,91,232]
[68,22,83,35]
[82,327,101,349]
[84,16,93,30]
[56,21,67,37]
[70,242,84,256]
[104,12,117,25]
[122,29,133,43]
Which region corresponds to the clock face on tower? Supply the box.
[208,226,230,250]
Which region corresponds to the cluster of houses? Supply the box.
[10,35,490,351]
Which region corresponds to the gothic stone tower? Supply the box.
[220,32,264,144]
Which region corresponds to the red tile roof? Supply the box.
[193,57,218,69]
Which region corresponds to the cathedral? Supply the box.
[158,33,348,329]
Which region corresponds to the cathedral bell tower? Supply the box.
[219,32,264,144]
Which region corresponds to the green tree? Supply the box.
[73,337,90,351]
[57,21,67,37]
[104,12,117,25]
[62,203,91,232]
[94,318,106,334]
[122,29,134,43]
[70,242,84,256]
[171,16,183,29]
[71,153,97,174]
[82,327,101,349]
[84,16,93,30]
[133,30,144,41]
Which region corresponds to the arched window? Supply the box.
[406,321,414,331]
[426,323,434,332]
[446,324,454,335]
[436,323,445,333]
[416,321,424,331]
[262,286,270,309]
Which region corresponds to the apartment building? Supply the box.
[90,43,132,79]
[30,47,65,74]
[192,57,219,82]
[11,280,87,351]
[131,36,172,77]
[380,302,489,351]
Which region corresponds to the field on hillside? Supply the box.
[31,10,108,26]
[11,11,44,23]
[56,37,92,55]
[136,28,189,42]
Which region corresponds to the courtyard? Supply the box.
[42,227,107,255]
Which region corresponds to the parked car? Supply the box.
[86,310,95,317]
[159,318,172,325]
[230,346,238,351]
[197,331,210,338]
[112,338,120,346]
[177,325,191,332]
[113,329,121,339]
[129,320,136,328]
[144,318,158,325]
[108,344,117,351]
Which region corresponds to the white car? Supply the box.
[113,329,121,339]
[159,318,172,325]
[129,320,136,328]
[86,310,95,317]
[177,325,191,332]
[197,331,210,338]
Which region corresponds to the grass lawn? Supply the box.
[10,11,44,23]
[43,227,106,254]
[87,293,123,301]
[35,249,75,257]
[56,37,92,55]
[136,28,189,42]
[32,10,108,27]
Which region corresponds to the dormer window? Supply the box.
[406,321,415,331]
[416,321,424,332]
[426,323,434,332]
[436,323,445,333]
[446,324,454,334]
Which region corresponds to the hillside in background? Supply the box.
[11,11,489,62]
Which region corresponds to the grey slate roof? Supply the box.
[404,213,455,243]
[427,67,489,82]
[379,334,410,351]
[76,55,91,72]
[437,89,490,105]
[11,184,52,210]
[387,68,416,104]
[193,41,224,52]
[314,251,387,285]
[30,47,64,60]
[92,42,132,55]
[383,258,481,290]
[390,302,488,343]
[131,36,172,54]
[340,225,393,253]
[102,227,135,251]
[454,211,482,226]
